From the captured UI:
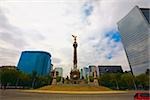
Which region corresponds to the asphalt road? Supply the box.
[0,89,135,100]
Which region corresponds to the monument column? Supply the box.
[72,35,78,70]
[70,35,80,84]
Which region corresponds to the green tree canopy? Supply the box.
[136,73,150,89]
[89,76,94,82]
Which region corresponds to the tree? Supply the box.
[56,76,61,82]
[89,76,94,82]
[109,73,120,90]
[35,75,52,88]
[136,73,149,90]
[31,71,37,88]
[98,73,118,89]
[120,73,135,90]
[145,69,150,75]
[0,68,53,89]
[18,71,31,88]
[0,68,19,89]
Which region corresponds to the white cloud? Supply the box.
[0,0,149,77]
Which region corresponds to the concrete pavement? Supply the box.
[0,89,135,100]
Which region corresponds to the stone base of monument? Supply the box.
[70,69,80,84]
[79,80,87,84]
[93,78,99,86]
[88,78,99,86]
[70,79,80,84]
[64,80,70,84]
[63,79,89,85]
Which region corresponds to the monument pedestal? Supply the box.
[88,79,99,86]
[88,66,99,86]
[93,78,99,86]
[52,70,57,85]
[70,69,80,84]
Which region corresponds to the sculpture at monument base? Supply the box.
[52,70,57,85]
[88,67,99,86]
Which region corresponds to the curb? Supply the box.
[22,90,128,94]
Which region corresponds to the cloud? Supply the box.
[0,9,8,27]
[0,0,149,76]
[0,8,28,48]
[75,0,149,73]
[52,57,62,64]
[0,47,20,65]
[82,1,94,17]
[105,31,121,42]
[0,7,46,65]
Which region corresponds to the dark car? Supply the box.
[134,92,150,100]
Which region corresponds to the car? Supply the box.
[134,92,150,100]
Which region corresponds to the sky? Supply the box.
[0,0,149,77]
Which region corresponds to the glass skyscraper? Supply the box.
[17,51,52,76]
[117,6,150,75]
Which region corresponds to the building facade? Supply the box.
[98,65,123,76]
[117,6,150,75]
[17,51,52,76]
[83,67,89,79]
[55,67,63,77]
[80,68,84,79]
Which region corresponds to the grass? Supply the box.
[38,85,112,91]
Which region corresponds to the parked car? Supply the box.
[134,92,150,100]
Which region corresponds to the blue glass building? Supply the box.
[17,51,52,76]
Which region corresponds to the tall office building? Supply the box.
[98,65,123,76]
[117,6,150,75]
[83,67,89,79]
[17,51,52,76]
[55,67,63,77]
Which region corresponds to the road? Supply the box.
[0,89,135,100]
